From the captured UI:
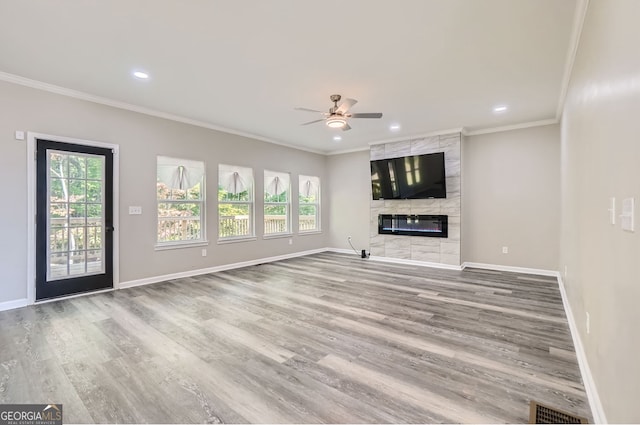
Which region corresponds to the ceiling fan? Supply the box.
[295,94,383,131]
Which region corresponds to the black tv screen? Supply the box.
[371,152,446,200]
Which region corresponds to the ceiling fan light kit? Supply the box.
[326,116,347,129]
[296,94,383,132]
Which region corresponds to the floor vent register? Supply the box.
[529,401,588,424]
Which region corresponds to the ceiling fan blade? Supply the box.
[342,123,352,131]
[336,98,357,115]
[295,107,324,113]
[300,119,325,126]
[349,112,383,119]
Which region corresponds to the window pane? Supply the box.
[219,203,250,238]
[219,189,251,202]
[158,216,202,242]
[265,191,288,203]
[86,157,103,180]
[299,205,317,231]
[187,182,202,201]
[69,226,86,250]
[170,188,187,201]
[157,156,206,244]
[49,153,68,178]
[50,178,66,201]
[49,252,68,279]
[86,181,102,202]
[299,175,319,202]
[50,226,68,252]
[69,251,87,275]
[68,156,86,179]
[69,179,86,202]
[264,205,288,234]
[86,250,103,274]
[157,202,202,242]
[157,182,171,200]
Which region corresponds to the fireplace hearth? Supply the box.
[378,214,448,238]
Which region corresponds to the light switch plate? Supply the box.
[129,206,143,215]
[15,131,25,140]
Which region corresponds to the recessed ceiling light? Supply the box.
[390,124,401,131]
[493,105,508,113]
[333,135,342,141]
[133,71,149,79]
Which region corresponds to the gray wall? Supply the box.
[0,80,328,304]
[560,0,640,421]
[462,124,560,270]
[326,150,371,252]
[327,126,561,272]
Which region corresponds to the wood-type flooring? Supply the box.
[0,252,592,423]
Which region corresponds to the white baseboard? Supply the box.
[119,248,328,289]
[461,261,558,277]
[326,248,463,271]
[327,247,360,255]
[369,255,463,271]
[0,298,29,312]
[557,275,607,424]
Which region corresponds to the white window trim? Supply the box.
[217,235,258,244]
[264,170,291,236]
[155,240,209,251]
[298,230,322,236]
[218,164,255,241]
[263,232,294,240]
[156,156,206,248]
[299,175,321,233]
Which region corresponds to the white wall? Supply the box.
[560,0,640,422]
[463,124,560,270]
[0,80,328,305]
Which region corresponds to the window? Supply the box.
[264,170,291,236]
[157,156,205,246]
[218,164,254,240]
[299,175,320,232]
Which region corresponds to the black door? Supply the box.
[36,139,114,300]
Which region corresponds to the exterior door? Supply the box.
[36,139,114,300]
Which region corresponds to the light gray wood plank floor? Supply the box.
[0,252,592,423]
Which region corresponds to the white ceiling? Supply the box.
[0,0,579,154]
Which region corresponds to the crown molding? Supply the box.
[463,118,558,136]
[325,146,371,156]
[556,0,590,120]
[0,71,325,155]
[367,128,464,147]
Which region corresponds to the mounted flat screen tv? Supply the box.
[371,152,446,200]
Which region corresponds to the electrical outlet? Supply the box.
[586,312,590,334]
[201,248,207,257]
[288,238,293,245]
[128,206,142,215]
[348,235,352,241]
[502,246,509,254]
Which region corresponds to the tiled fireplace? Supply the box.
[370,132,461,266]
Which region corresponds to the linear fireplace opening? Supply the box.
[378,214,448,237]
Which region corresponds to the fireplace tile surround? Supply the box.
[370,132,461,265]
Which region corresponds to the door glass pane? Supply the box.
[47,151,105,281]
